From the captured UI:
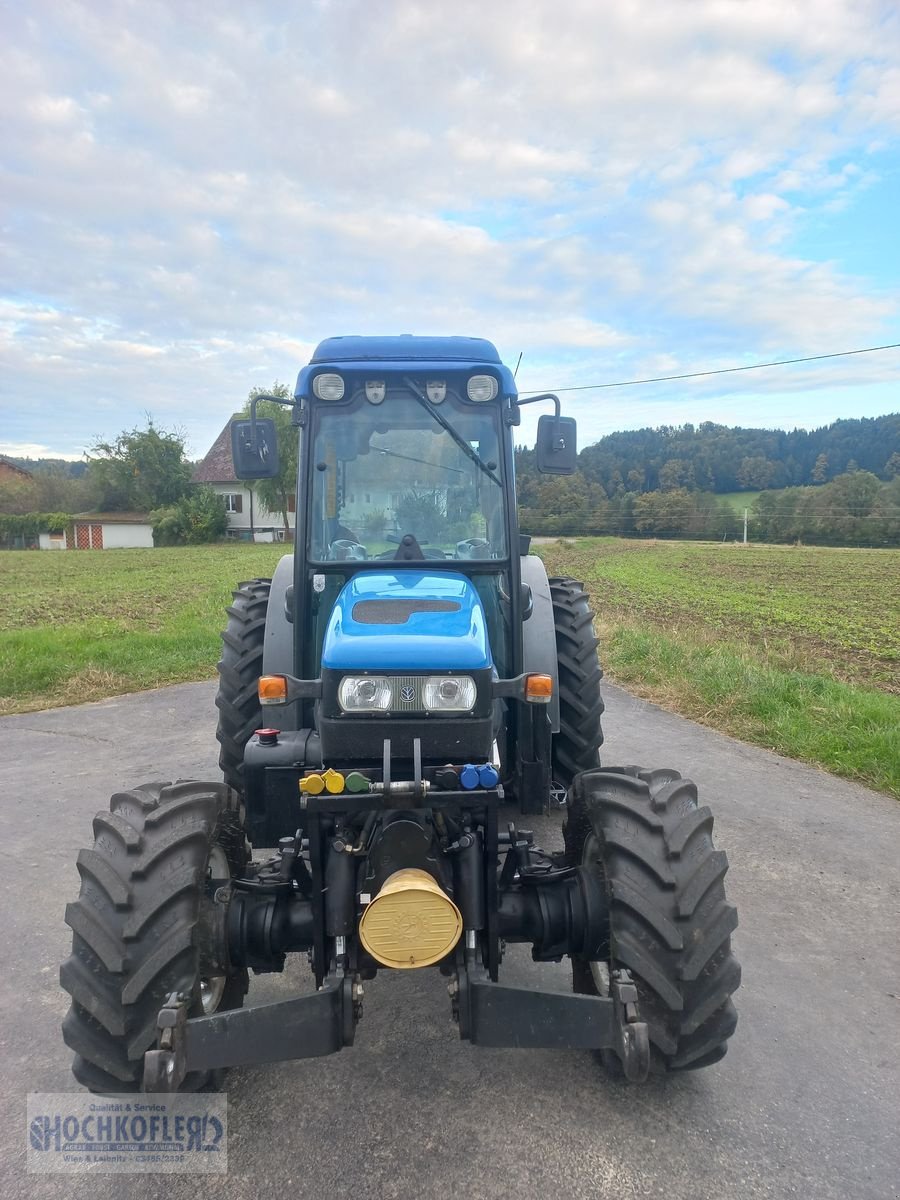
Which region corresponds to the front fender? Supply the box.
[520,555,560,733]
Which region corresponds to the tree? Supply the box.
[737,456,776,490]
[658,458,695,492]
[754,489,801,542]
[151,487,228,546]
[871,477,900,544]
[88,420,192,511]
[394,489,446,542]
[633,488,694,536]
[243,383,297,535]
[0,473,38,515]
[811,453,829,484]
[30,464,95,513]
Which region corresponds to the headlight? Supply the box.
[422,675,477,711]
[339,676,391,712]
[313,373,345,400]
[466,374,498,402]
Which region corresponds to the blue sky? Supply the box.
[1,0,899,461]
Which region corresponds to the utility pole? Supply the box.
[743,508,748,545]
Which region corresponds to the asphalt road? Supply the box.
[1,680,898,1200]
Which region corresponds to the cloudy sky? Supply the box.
[2,0,899,461]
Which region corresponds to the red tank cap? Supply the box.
[256,728,280,746]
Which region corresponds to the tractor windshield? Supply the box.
[308,391,507,562]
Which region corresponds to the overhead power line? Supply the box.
[519,341,900,396]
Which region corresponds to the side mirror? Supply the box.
[231,418,280,479]
[536,414,577,475]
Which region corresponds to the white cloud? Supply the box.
[1,0,898,458]
[0,442,84,461]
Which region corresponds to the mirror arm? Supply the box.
[247,393,297,448]
[517,393,563,445]
[517,392,561,418]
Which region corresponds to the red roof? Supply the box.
[0,458,32,479]
[192,416,241,484]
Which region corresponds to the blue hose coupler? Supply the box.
[477,763,499,788]
[459,764,480,790]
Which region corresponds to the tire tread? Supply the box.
[549,578,605,789]
[61,780,247,1093]
[215,580,271,796]
[567,767,740,1073]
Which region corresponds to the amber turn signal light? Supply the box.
[258,675,288,705]
[524,673,553,703]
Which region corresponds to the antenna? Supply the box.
[513,352,523,379]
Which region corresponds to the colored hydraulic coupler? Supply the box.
[345,771,371,794]
[300,768,346,795]
[459,764,480,790]
[478,763,499,788]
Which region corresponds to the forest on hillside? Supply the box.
[519,411,900,495]
[516,412,900,546]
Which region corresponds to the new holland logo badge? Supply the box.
[399,685,416,704]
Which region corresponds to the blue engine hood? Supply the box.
[321,572,493,672]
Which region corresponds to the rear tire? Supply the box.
[550,577,604,788]
[564,766,740,1073]
[61,781,249,1093]
[215,579,271,796]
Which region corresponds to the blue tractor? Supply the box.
[61,336,739,1090]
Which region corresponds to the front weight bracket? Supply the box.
[142,975,353,1091]
[142,991,190,1092]
[611,969,650,1082]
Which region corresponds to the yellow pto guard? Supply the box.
[359,869,463,969]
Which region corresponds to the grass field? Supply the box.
[2,540,898,796]
[717,490,762,514]
[539,538,899,795]
[0,545,286,714]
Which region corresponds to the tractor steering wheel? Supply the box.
[328,539,368,561]
[456,537,491,559]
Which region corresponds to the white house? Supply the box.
[192,417,295,542]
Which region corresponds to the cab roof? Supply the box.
[297,334,517,400]
[309,335,502,364]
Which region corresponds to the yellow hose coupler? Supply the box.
[299,773,325,795]
[301,769,346,795]
[358,869,463,969]
[322,768,345,794]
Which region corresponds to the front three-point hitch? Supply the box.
[142,769,651,1091]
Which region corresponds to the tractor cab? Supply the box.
[299,343,517,683]
[231,335,581,818]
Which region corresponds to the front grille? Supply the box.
[390,676,425,712]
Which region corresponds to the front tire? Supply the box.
[61,781,249,1093]
[215,579,271,796]
[565,766,740,1073]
